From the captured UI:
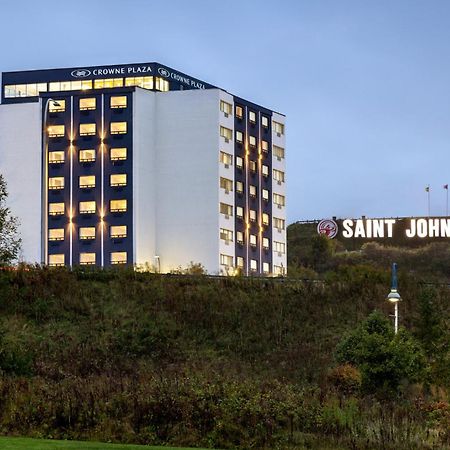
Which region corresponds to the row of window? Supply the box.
[220,101,272,129]
[48,122,127,137]
[220,255,284,275]
[49,147,127,163]
[49,174,127,190]
[219,204,285,229]
[4,77,169,99]
[49,96,128,113]
[49,200,127,215]
[220,127,285,152]
[48,251,127,266]
[49,225,127,241]
[219,228,285,253]
[220,150,285,172]
[220,171,285,192]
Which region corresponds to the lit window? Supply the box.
[220,202,233,217]
[250,259,258,271]
[250,234,257,247]
[111,251,127,265]
[249,185,257,198]
[79,149,96,162]
[125,77,144,87]
[15,84,26,97]
[236,181,244,193]
[273,121,285,135]
[273,193,285,207]
[48,254,65,267]
[4,85,16,98]
[110,199,127,212]
[49,202,64,216]
[236,206,244,218]
[249,111,256,123]
[220,177,233,192]
[274,241,286,254]
[220,254,233,267]
[236,256,244,268]
[111,147,127,161]
[49,100,65,113]
[235,105,243,118]
[81,80,93,90]
[79,98,96,111]
[262,116,269,128]
[110,225,127,238]
[94,78,122,89]
[273,145,285,159]
[220,228,233,242]
[60,81,71,91]
[48,125,65,138]
[110,122,127,135]
[236,156,244,168]
[48,228,64,241]
[80,123,96,136]
[250,210,257,222]
[262,189,269,201]
[263,237,270,249]
[79,227,96,240]
[110,96,127,109]
[249,161,256,172]
[71,80,82,90]
[79,175,95,189]
[155,77,169,91]
[236,231,244,244]
[220,100,232,116]
[261,140,269,153]
[273,217,285,230]
[49,82,61,92]
[110,174,127,187]
[49,177,64,190]
[220,151,232,166]
[262,165,269,177]
[220,126,232,141]
[80,253,96,265]
[49,151,65,164]
[249,136,256,147]
[263,213,270,226]
[236,131,243,143]
[79,201,96,214]
[24,84,36,96]
[274,265,285,276]
[263,262,270,273]
[273,169,285,183]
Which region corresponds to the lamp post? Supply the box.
[386,262,402,334]
[41,98,61,265]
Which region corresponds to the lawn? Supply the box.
[0,437,210,450]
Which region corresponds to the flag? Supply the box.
[444,184,448,190]
[425,186,430,192]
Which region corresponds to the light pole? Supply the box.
[41,98,61,265]
[386,262,402,334]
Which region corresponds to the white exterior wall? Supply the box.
[271,112,287,275]
[0,102,41,263]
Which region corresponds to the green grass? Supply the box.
[0,437,210,450]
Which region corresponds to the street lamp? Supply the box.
[41,98,61,265]
[386,262,402,334]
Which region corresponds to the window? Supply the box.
[273,169,285,183]
[262,165,269,177]
[110,122,127,134]
[49,202,64,216]
[48,228,64,241]
[125,77,144,87]
[263,262,270,274]
[250,259,258,271]
[236,256,244,268]
[220,151,232,166]
[262,116,269,128]
[273,193,285,207]
[249,209,256,222]
[220,126,232,141]
[80,123,96,136]
[236,206,244,218]
[94,78,123,89]
[236,231,244,244]
[79,175,95,189]
[110,199,127,213]
[220,228,233,242]
[110,96,127,109]
[250,234,257,247]
[236,156,244,169]
[49,177,64,190]
[262,189,269,201]
[111,147,127,161]
[81,80,93,90]
[249,185,257,198]
[49,151,65,164]
[236,181,244,193]
[79,201,96,214]
[220,100,232,116]
[263,213,270,226]
[80,98,96,111]
[274,241,286,254]
[261,140,269,153]
[80,253,96,265]
[79,149,96,162]
[249,160,256,172]
[220,202,233,217]
[235,105,243,118]
[49,254,65,267]
[111,251,127,265]
[220,177,233,192]
[155,77,169,91]
[249,111,256,123]
[273,217,285,230]
[274,265,285,276]
[235,130,243,143]
[79,227,96,240]
[48,125,65,138]
[220,254,233,267]
[249,135,256,147]
[110,225,127,238]
[273,121,285,135]
[273,145,285,159]
[49,100,65,113]
[49,82,61,92]
[110,174,127,187]
[263,238,270,250]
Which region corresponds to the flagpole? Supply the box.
[427,186,431,217]
[447,187,448,216]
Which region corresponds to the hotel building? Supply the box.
[0,62,286,275]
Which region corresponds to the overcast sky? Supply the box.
[1,0,449,223]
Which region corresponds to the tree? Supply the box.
[0,175,21,266]
[335,311,427,396]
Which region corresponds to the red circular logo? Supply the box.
[317,219,338,239]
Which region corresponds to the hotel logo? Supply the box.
[317,219,338,239]
[70,69,92,78]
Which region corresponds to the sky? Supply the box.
[1,0,450,223]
